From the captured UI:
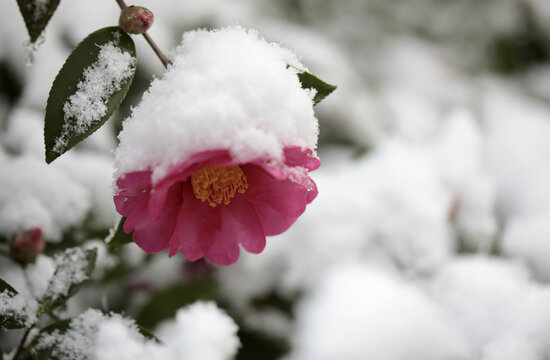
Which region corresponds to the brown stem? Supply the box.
[142,33,173,68]
[115,0,173,69]
[13,325,33,360]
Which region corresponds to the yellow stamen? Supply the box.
[191,164,248,207]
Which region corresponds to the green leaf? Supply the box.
[0,278,18,294]
[44,27,137,163]
[297,71,336,105]
[17,0,60,43]
[136,279,219,330]
[0,278,34,329]
[107,217,133,248]
[38,248,97,314]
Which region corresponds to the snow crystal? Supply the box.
[35,309,144,360]
[288,265,470,360]
[0,156,90,241]
[54,41,135,154]
[43,248,91,302]
[0,290,38,327]
[96,301,240,360]
[115,26,318,183]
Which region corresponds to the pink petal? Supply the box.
[284,146,321,171]
[243,164,309,235]
[123,196,151,233]
[219,197,266,254]
[114,171,152,216]
[154,150,233,189]
[149,182,183,222]
[169,184,221,261]
[132,206,179,253]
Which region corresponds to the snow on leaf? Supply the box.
[38,247,97,314]
[0,279,38,329]
[33,309,146,360]
[44,27,136,163]
[16,0,60,43]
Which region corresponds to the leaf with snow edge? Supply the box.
[297,71,336,105]
[0,278,37,329]
[32,310,159,360]
[38,247,97,314]
[44,27,136,163]
[17,0,60,43]
[106,217,132,248]
[30,318,71,360]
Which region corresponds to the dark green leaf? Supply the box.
[107,217,133,248]
[38,248,97,314]
[137,324,161,343]
[0,278,18,294]
[297,71,336,105]
[45,27,136,163]
[0,278,33,329]
[136,279,219,329]
[17,0,60,43]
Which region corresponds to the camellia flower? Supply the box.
[115,147,319,265]
[113,26,321,265]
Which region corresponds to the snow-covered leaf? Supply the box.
[44,27,136,163]
[31,319,71,360]
[0,278,38,329]
[38,247,97,314]
[32,309,152,360]
[107,217,132,248]
[16,0,60,43]
[297,71,336,105]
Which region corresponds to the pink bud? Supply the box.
[119,6,154,35]
[10,228,46,264]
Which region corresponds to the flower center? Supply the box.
[191,164,248,207]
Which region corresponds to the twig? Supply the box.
[115,0,173,69]
[13,325,33,360]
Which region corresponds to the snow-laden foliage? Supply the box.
[3,0,550,359]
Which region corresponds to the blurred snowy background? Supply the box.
[2,0,550,359]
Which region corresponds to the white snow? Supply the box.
[115,26,318,183]
[0,156,90,241]
[96,301,240,360]
[0,290,38,328]
[54,41,135,154]
[430,257,550,359]
[25,254,56,299]
[35,309,144,360]
[288,265,470,360]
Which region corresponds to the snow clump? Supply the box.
[115,25,319,183]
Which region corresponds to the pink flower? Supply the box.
[114,146,319,265]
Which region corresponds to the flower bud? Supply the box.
[10,228,45,264]
[119,6,154,34]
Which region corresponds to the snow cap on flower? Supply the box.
[115,25,318,183]
[114,26,320,265]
